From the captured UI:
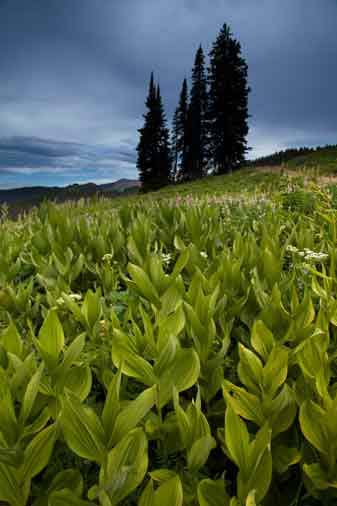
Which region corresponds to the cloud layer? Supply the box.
[0,0,336,187]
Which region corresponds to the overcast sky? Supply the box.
[0,0,336,188]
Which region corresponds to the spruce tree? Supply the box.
[172,78,189,181]
[171,107,179,182]
[185,45,208,181]
[136,74,171,191]
[154,84,171,188]
[208,24,250,173]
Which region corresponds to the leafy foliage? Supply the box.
[0,173,337,504]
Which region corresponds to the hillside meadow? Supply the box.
[1,165,337,505]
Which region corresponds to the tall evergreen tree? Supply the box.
[136,74,171,191]
[155,84,171,187]
[171,107,179,181]
[184,45,208,181]
[171,78,189,181]
[208,24,250,173]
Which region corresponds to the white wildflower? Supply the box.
[200,251,208,259]
[286,245,298,253]
[69,293,82,301]
[161,253,172,265]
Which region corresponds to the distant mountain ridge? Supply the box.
[0,178,140,205]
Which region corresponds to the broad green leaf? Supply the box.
[82,290,102,331]
[251,320,274,361]
[238,344,263,395]
[171,249,190,279]
[102,369,122,439]
[20,363,44,424]
[48,489,94,506]
[60,392,106,463]
[111,338,158,387]
[238,425,272,503]
[139,480,155,506]
[198,479,230,506]
[49,468,83,496]
[299,400,329,455]
[21,423,57,481]
[272,444,301,474]
[223,381,264,426]
[65,365,92,401]
[0,462,23,505]
[187,434,216,471]
[225,406,249,471]
[54,334,86,384]
[149,469,177,482]
[110,386,156,445]
[97,428,148,504]
[303,463,336,490]
[37,311,64,369]
[158,348,200,407]
[154,476,183,506]
[128,263,160,305]
[262,346,288,396]
[1,319,23,358]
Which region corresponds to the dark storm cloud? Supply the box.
[0,0,336,187]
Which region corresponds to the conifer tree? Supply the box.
[185,45,208,181]
[171,108,179,181]
[136,74,171,191]
[172,78,189,181]
[208,24,250,173]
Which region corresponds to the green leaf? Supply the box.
[251,320,274,361]
[110,386,156,446]
[95,428,148,505]
[158,348,200,407]
[48,489,94,506]
[54,334,86,385]
[65,365,92,401]
[223,381,264,426]
[197,479,230,506]
[299,400,329,455]
[303,463,336,490]
[20,363,44,425]
[1,319,23,357]
[171,249,190,279]
[139,480,155,506]
[128,263,160,305]
[238,424,272,503]
[272,444,301,474]
[82,290,102,331]
[37,311,64,369]
[60,392,106,463]
[238,344,263,395]
[21,423,57,481]
[0,462,23,505]
[111,336,158,386]
[262,346,288,396]
[149,469,177,482]
[102,369,122,440]
[225,406,249,470]
[187,434,216,472]
[154,476,183,506]
[49,468,83,496]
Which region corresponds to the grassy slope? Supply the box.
[286,146,337,174]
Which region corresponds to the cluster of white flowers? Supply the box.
[200,251,208,259]
[161,252,172,265]
[286,245,328,262]
[56,293,82,306]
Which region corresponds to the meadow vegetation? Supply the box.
[1,167,337,505]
